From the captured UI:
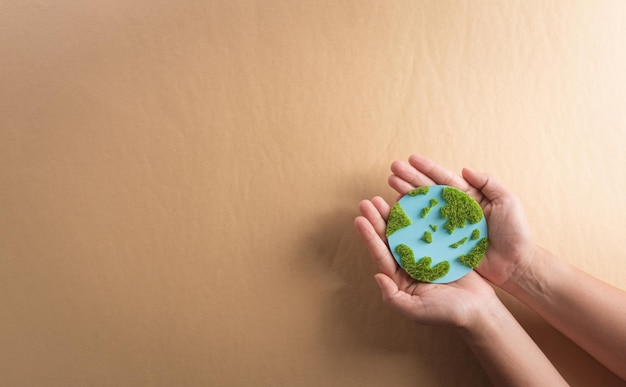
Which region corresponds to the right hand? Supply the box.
[388,154,537,287]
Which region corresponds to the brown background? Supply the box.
[2,1,626,386]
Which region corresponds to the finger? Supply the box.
[462,167,506,202]
[408,154,471,191]
[374,273,421,314]
[374,273,399,298]
[370,196,391,221]
[358,199,388,240]
[354,216,402,278]
[388,174,419,196]
[390,160,436,188]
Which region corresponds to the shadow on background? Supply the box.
[300,202,489,386]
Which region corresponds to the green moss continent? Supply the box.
[458,238,489,268]
[430,224,438,232]
[408,186,430,196]
[421,198,439,218]
[449,237,468,249]
[386,202,412,237]
[440,187,483,234]
[471,229,480,240]
[396,244,450,282]
[421,231,432,243]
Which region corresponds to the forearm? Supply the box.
[458,300,567,387]
[502,245,626,380]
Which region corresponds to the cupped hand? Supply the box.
[355,197,499,328]
[387,154,536,287]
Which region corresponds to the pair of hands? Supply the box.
[354,154,536,329]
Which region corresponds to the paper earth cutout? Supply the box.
[386,185,489,283]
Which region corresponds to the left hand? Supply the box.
[355,197,499,328]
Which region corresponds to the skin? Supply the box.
[355,154,626,384]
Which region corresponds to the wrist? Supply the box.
[456,295,509,338]
[456,284,569,387]
[500,244,558,301]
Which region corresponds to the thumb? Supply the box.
[374,273,415,312]
[374,273,399,299]
[462,167,508,202]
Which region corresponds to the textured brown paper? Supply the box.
[2,1,626,386]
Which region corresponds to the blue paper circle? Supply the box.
[387,185,488,284]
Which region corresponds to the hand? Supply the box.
[355,197,499,328]
[387,154,536,287]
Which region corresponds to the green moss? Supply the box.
[421,231,432,243]
[396,244,450,282]
[440,187,483,234]
[471,229,480,240]
[458,238,489,268]
[421,198,439,218]
[386,202,412,237]
[408,186,429,196]
[449,237,468,249]
[430,224,438,232]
